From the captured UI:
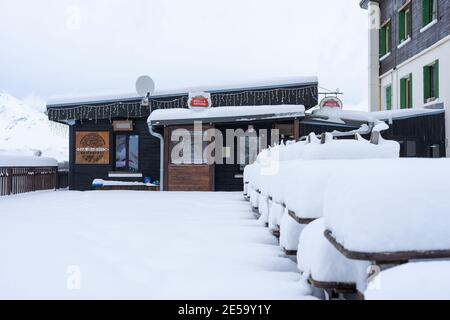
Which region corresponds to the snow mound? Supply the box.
[0,91,68,162]
[365,261,450,300]
[324,158,450,253]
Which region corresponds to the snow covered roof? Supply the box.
[0,153,58,167]
[47,76,318,108]
[310,107,444,124]
[148,105,306,126]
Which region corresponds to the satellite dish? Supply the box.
[136,75,155,97]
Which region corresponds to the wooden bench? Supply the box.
[243,182,250,201]
[308,276,358,299]
[318,229,450,299]
[277,209,316,257]
[288,210,317,225]
[251,189,262,218]
[267,196,285,237]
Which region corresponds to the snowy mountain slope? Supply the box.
[0,91,68,162]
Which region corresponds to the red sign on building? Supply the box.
[191,96,210,108]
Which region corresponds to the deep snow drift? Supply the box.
[0,91,68,162]
[0,191,313,300]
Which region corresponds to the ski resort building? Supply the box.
[47,77,445,192]
[47,78,318,191]
[360,0,450,153]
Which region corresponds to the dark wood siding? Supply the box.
[379,0,450,75]
[69,118,160,191]
[381,112,446,157]
[302,113,446,158]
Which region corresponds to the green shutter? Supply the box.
[386,86,392,110]
[434,60,439,98]
[387,25,391,52]
[380,27,386,56]
[400,78,407,109]
[409,75,413,108]
[423,0,431,26]
[424,65,431,102]
[399,11,406,42]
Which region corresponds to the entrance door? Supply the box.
[165,125,215,191]
[115,134,139,172]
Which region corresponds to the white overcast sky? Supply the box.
[0,0,368,110]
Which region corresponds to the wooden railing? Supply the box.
[0,166,59,197]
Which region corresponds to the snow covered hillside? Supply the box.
[0,91,68,162]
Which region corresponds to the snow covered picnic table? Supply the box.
[0,191,313,300]
[324,159,450,264]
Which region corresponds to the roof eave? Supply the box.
[46,79,319,109]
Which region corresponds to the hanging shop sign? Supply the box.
[75,132,110,165]
[320,96,343,109]
[188,92,212,109]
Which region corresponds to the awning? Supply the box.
[148,105,305,126]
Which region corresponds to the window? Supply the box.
[115,134,139,172]
[170,129,209,165]
[238,135,259,173]
[424,60,439,103]
[399,3,412,43]
[379,21,391,57]
[400,74,413,109]
[423,0,438,27]
[385,85,393,110]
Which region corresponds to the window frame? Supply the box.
[398,2,412,44]
[424,60,440,103]
[422,0,438,28]
[400,74,413,109]
[379,20,392,58]
[169,128,210,165]
[114,133,140,172]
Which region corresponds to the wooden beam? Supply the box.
[288,210,317,225]
[325,229,450,262]
[308,276,357,294]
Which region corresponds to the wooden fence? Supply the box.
[0,166,61,197]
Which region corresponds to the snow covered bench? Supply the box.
[278,131,400,256]
[245,131,400,256]
[92,179,160,191]
[297,218,370,299]
[324,158,450,267]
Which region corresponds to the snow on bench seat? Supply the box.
[365,261,450,300]
[324,158,450,262]
[298,219,370,294]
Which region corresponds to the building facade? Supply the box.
[360,0,450,152]
[47,78,319,191]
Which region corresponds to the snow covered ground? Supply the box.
[0,191,312,300]
[0,91,68,162]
